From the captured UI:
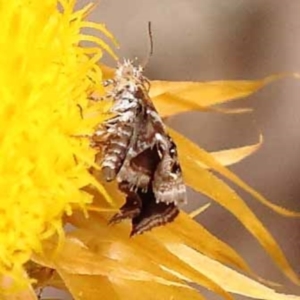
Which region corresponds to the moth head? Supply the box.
[113,59,150,96]
[116,59,144,82]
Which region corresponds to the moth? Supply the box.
[91,59,187,236]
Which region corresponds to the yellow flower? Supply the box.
[0,0,299,299]
[0,0,115,286]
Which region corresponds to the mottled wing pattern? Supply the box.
[130,189,179,236]
[116,103,162,190]
[109,183,179,237]
[152,135,187,205]
[92,59,187,236]
[108,191,142,225]
[117,147,160,192]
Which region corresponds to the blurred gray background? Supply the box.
[54,1,300,299]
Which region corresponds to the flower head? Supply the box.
[0,0,115,285]
[0,1,299,299]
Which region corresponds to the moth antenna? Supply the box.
[141,21,154,68]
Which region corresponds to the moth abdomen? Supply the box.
[102,126,133,182]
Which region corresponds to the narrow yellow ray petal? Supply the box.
[58,272,206,300]
[180,155,299,285]
[36,227,233,300]
[103,279,206,300]
[170,128,300,217]
[150,73,288,102]
[58,273,120,300]
[74,184,255,276]
[189,202,211,218]
[36,298,60,300]
[167,244,300,300]
[157,213,257,279]
[79,34,117,60]
[150,74,292,117]
[68,206,257,289]
[100,63,115,80]
[35,235,186,286]
[101,67,291,117]
[161,229,280,288]
[153,93,252,117]
[71,2,96,21]
[74,226,233,300]
[206,134,263,168]
[86,205,118,213]
[81,21,119,47]
[66,212,282,299]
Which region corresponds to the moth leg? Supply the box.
[88,93,115,102]
[88,79,115,101]
[88,95,106,101]
[74,130,109,151]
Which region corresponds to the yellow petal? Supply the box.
[0,274,37,300]
[80,21,119,48]
[34,233,232,299]
[78,34,117,60]
[0,0,116,285]
[34,208,298,299]
[189,202,211,218]
[170,132,299,284]
[58,273,120,300]
[153,92,252,117]
[167,244,300,300]
[170,128,300,217]
[150,74,292,117]
[34,234,187,287]
[58,272,206,300]
[207,134,263,168]
[99,63,115,80]
[157,213,255,278]
[91,183,254,275]
[33,185,299,299]
[100,65,291,117]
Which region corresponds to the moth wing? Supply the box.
[117,147,160,192]
[109,190,142,225]
[116,107,161,188]
[130,189,180,236]
[152,136,187,206]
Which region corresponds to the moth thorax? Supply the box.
[115,80,139,95]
